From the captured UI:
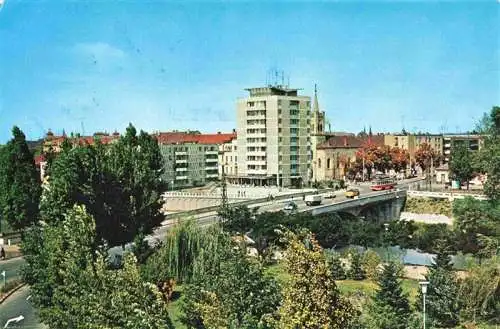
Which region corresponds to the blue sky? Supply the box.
[0,0,498,142]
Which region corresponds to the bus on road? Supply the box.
[370,176,396,191]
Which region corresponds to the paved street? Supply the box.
[0,257,25,284]
[0,285,46,329]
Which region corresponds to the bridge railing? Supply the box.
[164,188,339,219]
[407,190,488,201]
[298,189,407,216]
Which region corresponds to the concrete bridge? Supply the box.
[299,189,407,222]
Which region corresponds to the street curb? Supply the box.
[0,283,26,305]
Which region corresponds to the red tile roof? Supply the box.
[156,132,236,145]
[317,135,384,149]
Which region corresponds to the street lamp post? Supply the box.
[419,281,430,329]
[383,223,390,262]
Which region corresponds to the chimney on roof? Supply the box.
[233,128,236,133]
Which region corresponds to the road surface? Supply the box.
[0,285,46,328]
[0,257,25,284]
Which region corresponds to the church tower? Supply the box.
[310,84,327,183]
[311,84,326,134]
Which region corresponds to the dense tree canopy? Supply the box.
[277,230,356,329]
[0,126,41,231]
[40,123,165,246]
[449,142,474,189]
[22,205,173,329]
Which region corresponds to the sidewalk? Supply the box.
[1,245,21,260]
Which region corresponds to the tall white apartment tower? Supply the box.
[236,85,311,188]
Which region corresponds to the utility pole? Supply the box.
[221,164,228,210]
[362,156,365,182]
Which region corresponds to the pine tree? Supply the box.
[349,250,366,280]
[330,255,347,280]
[0,126,41,231]
[417,244,460,328]
[367,261,412,329]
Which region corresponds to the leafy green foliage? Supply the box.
[349,250,366,281]
[450,142,474,189]
[277,230,356,329]
[0,126,41,231]
[366,261,413,329]
[181,227,280,329]
[404,197,453,217]
[219,205,258,235]
[362,250,382,281]
[329,254,347,280]
[141,219,207,285]
[22,205,173,328]
[475,106,500,200]
[417,245,461,328]
[412,223,456,254]
[453,197,500,258]
[458,256,500,323]
[40,123,165,247]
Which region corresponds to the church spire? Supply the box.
[313,83,320,113]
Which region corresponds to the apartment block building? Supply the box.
[157,131,236,189]
[443,134,483,163]
[218,135,238,178]
[384,133,443,159]
[235,85,311,187]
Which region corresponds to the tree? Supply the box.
[366,261,413,329]
[329,254,347,280]
[390,147,409,174]
[219,205,258,235]
[362,250,382,281]
[277,230,356,329]
[141,219,206,285]
[417,244,460,328]
[181,227,280,329]
[475,106,500,200]
[349,250,366,280]
[452,197,499,258]
[22,205,173,329]
[458,256,500,323]
[449,142,474,189]
[40,124,165,247]
[414,142,439,172]
[0,126,41,231]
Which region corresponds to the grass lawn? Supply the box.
[168,284,186,329]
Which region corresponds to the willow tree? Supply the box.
[142,218,207,285]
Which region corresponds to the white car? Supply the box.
[283,202,298,212]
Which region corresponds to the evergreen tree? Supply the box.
[277,230,356,329]
[330,255,347,280]
[349,250,366,280]
[0,126,41,231]
[367,261,412,329]
[417,244,460,328]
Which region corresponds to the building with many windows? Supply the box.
[219,135,238,178]
[442,134,483,163]
[235,85,311,187]
[156,131,236,189]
